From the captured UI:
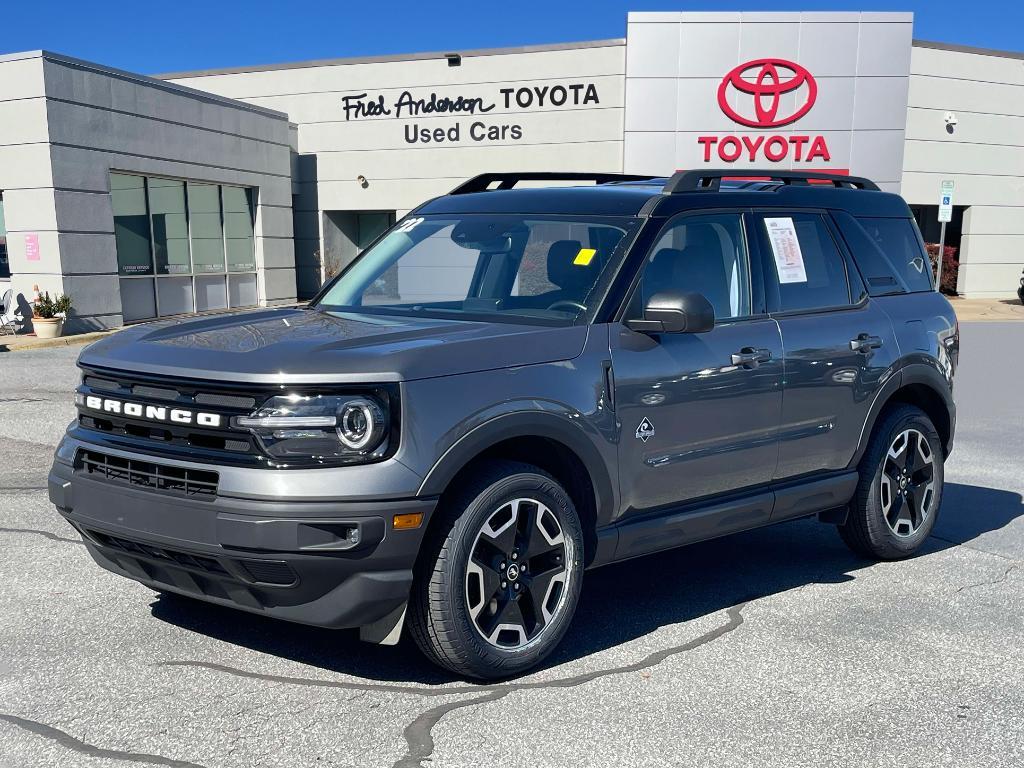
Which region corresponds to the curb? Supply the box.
[0,330,115,353]
[949,298,1024,323]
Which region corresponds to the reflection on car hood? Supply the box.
[79,308,590,384]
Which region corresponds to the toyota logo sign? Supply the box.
[717,58,817,128]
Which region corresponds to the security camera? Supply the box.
[944,112,958,126]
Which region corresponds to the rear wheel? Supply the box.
[408,461,584,679]
[839,405,944,559]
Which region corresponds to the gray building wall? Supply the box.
[902,42,1024,298]
[0,51,296,332]
[164,41,625,298]
[0,53,57,317]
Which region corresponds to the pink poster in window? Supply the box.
[25,234,40,261]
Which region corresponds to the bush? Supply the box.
[925,243,958,295]
[33,292,72,319]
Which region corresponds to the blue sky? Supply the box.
[1,0,1020,74]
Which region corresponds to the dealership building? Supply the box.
[1,11,1021,332]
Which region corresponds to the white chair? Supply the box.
[1,288,23,335]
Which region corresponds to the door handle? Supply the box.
[850,334,884,353]
[731,347,772,368]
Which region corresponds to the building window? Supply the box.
[112,174,153,276]
[224,186,257,272]
[111,173,258,322]
[0,193,9,280]
[188,182,226,274]
[149,178,190,275]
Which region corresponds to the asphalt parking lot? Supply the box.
[1,322,1022,768]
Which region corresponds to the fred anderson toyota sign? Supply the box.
[341,83,602,144]
[0,10,1022,334]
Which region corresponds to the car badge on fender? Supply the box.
[636,417,655,442]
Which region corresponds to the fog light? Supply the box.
[393,512,424,530]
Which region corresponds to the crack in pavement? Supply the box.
[393,690,510,768]
[1,485,50,492]
[0,713,209,768]
[0,526,83,545]
[159,601,748,768]
[158,601,748,698]
[955,563,1018,593]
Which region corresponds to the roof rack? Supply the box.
[449,172,661,195]
[663,169,880,193]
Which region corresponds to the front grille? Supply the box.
[82,374,256,411]
[76,449,219,500]
[78,414,255,454]
[131,384,180,401]
[76,366,263,460]
[83,375,120,392]
[194,392,257,409]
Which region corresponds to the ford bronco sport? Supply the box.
[49,170,958,679]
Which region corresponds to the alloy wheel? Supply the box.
[880,428,936,537]
[465,497,573,649]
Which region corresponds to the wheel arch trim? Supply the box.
[416,411,617,529]
[850,362,955,467]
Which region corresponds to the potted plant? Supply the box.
[33,291,72,339]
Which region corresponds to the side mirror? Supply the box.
[626,291,715,334]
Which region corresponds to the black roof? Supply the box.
[417,170,913,219]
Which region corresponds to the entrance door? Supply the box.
[612,212,784,517]
[321,210,396,287]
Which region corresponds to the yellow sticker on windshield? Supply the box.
[573,248,597,266]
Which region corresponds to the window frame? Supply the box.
[111,171,259,322]
[615,208,765,326]
[751,207,865,318]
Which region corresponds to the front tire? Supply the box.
[408,461,584,679]
[839,404,944,559]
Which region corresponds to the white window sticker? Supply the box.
[764,217,807,284]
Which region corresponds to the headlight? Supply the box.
[232,393,391,465]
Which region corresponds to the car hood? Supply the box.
[79,308,590,384]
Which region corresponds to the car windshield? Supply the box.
[315,213,639,325]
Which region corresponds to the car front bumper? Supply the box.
[48,440,436,632]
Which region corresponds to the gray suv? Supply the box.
[49,170,958,679]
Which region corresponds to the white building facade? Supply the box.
[1,11,1020,332]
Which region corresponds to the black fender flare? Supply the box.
[417,410,617,529]
[849,362,955,467]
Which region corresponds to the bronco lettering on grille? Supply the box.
[82,395,222,428]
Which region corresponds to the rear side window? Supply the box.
[758,213,851,312]
[856,217,933,293]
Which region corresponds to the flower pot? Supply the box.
[33,317,63,339]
